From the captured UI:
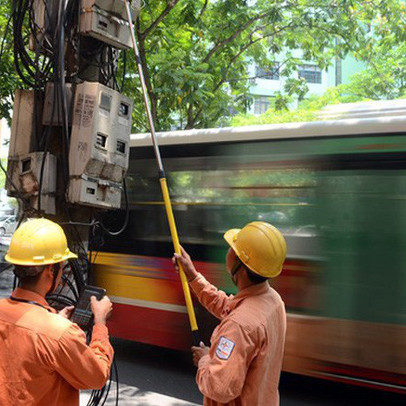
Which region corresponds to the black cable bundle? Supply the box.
[12,0,53,88]
[86,357,119,406]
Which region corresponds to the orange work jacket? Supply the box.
[0,288,114,406]
[190,274,286,406]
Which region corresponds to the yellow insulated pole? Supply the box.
[124,1,200,344]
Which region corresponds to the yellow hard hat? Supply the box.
[5,218,77,266]
[224,221,286,278]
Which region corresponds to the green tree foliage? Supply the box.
[346,1,406,99]
[0,0,21,122]
[1,1,405,130]
[128,0,366,130]
[230,86,367,126]
[231,1,406,126]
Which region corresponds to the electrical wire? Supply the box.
[54,0,70,187]
[86,357,119,406]
[61,275,79,300]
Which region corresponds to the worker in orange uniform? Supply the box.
[173,221,287,406]
[0,218,114,406]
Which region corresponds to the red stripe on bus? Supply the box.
[107,302,191,350]
[314,362,406,393]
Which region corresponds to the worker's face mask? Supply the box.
[226,248,242,286]
[225,248,236,274]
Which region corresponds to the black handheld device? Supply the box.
[70,285,106,330]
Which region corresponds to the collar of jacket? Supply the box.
[225,282,270,315]
[11,287,57,313]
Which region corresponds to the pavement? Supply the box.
[0,239,11,274]
[0,267,13,299]
[80,383,201,406]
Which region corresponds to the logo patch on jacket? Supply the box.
[216,336,235,360]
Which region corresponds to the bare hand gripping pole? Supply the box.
[124,1,200,345]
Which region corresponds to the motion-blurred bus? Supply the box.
[92,100,406,393]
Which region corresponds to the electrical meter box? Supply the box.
[80,6,132,49]
[82,0,141,21]
[9,90,36,157]
[7,152,56,214]
[68,81,133,209]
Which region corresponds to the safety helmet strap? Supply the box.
[230,257,242,277]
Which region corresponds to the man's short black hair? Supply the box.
[13,265,45,284]
[243,265,268,284]
[13,263,60,285]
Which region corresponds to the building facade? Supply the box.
[248,51,364,115]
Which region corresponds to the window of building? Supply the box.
[253,96,272,115]
[298,64,322,84]
[255,63,280,80]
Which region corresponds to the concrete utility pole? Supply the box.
[6,0,140,279]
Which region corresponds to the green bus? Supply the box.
[93,100,406,393]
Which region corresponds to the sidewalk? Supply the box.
[80,383,202,406]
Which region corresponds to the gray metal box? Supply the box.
[80,7,132,49]
[82,0,141,21]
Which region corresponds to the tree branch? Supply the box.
[202,10,275,64]
[192,24,295,126]
[190,1,210,45]
[198,0,209,20]
[141,0,181,39]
